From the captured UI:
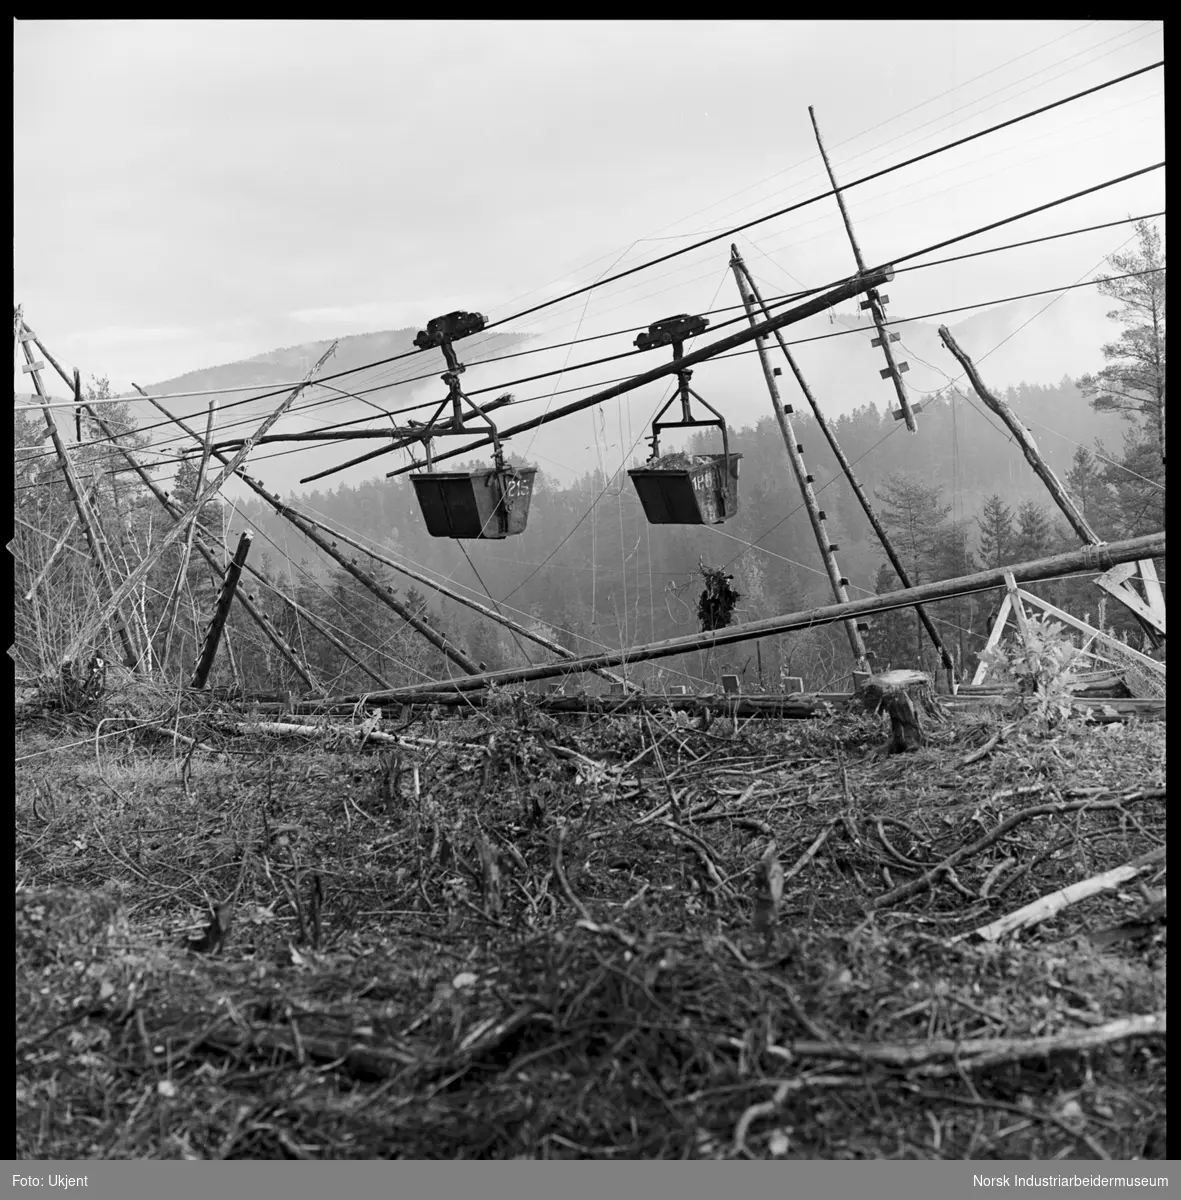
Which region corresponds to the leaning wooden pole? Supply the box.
[322,533,1164,703]
[70,393,324,694]
[134,392,482,678]
[731,245,868,672]
[61,342,339,666]
[289,511,634,688]
[16,318,142,671]
[939,324,1163,649]
[120,392,402,693]
[809,106,919,433]
[191,531,252,689]
[733,260,956,673]
[938,327,1099,543]
[25,329,322,693]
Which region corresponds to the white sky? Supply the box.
[14,19,1165,493]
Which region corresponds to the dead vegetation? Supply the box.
[15,687,1166,1160]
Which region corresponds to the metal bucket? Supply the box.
[628,453,741,525]
[411,466,537,539]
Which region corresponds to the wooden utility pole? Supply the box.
[809,106,919,433]
[322,533,1165,703]
[732,259,956,674]
[730,246,868,673]
[62,343,339,666]
[191,532,252,688]
[136,393,482,678]
[939,325,1164,646]
[16,317,142,671]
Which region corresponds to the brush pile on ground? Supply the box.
[15,689,1165,1159]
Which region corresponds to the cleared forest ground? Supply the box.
[15,694,1165,1160]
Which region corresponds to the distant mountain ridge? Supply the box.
[143,325,531,396]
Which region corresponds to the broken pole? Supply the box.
[322,532,1164,704]
[61,342,339,667]
[732,260,956,673]
[289,510,635,689]
[74,392,324,695]
[809,106,919,432]
[134,390,482,678]
[939,324,1163,648]
[382,265,897,480]
[121,392,398,692]
[17,318,142,672]
[191,531,252,689]
[730,245,868,672]
[939,327,1098,542]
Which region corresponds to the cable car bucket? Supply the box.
[407,311,537,539]
[627,314,741,525]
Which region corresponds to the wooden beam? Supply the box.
[972,593,1012,686]
[731,246,867,671]
[730,257,956,673]
[939,326,1098,544]
[138,391,481,678]
[190,532,252,689]
[320,532,1165,704]
[17,319,142,671]
[810,106,918,432]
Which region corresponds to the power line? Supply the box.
[13,263,1165,495]
[478,60,1161,333]
[21,56,1159,451]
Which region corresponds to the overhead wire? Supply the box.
[19,56,1161,456]
[13,261,1166,496]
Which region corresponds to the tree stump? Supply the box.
[856,669,940,753]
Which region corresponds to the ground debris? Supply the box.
[16,704,1165,1159]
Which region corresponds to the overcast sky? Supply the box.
[14,19,1165,492]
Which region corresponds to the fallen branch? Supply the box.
[239,720,421,752]
[965,845,1167,942]
[783,817,841,883]
[872,794,1160,910]
[787,1011,1164,1077]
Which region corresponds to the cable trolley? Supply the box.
[627,314,741,525]
[407,311,537,539]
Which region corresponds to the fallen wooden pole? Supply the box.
[139,395,482,678]
[288,509,634,689]
[321,532,1165,704]
[190,531,252,689]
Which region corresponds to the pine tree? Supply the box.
[976,494,1014,569]
[1078,219,1166,464]
[1064,446,1115,539]
[1013,500,1053,561]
